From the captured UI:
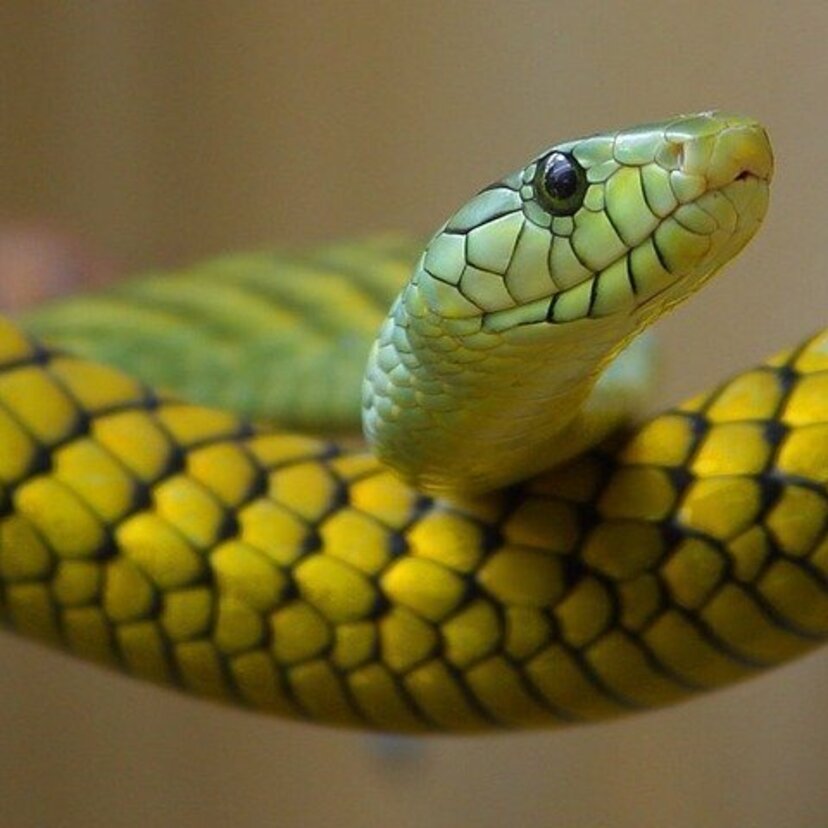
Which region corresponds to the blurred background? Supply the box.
[1,2,827,826]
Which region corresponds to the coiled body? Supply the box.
[2,112,824,733]
[0,315,825,732]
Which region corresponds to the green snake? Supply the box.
[2,111,825,733]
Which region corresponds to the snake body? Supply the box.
[1,113,826,733]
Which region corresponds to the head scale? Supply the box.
[420,111,772,330]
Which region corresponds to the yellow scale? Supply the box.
[0,313,826,732]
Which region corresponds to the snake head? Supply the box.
[418,111,772,332]
[364,113,773,494]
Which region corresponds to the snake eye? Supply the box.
[535,152,587,216]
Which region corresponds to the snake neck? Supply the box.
[362,266,640,495]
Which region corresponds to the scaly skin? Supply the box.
[0,315,825,732]
[22,236,420,432]
[3,113,824,732]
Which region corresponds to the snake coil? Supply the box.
[1,113,825,733]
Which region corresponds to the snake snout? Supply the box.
[676,115,774,190]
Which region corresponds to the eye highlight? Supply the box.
[534,152,587,216]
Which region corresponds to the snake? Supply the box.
[1,111,826,734]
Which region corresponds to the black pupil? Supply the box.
[544,153,579,200]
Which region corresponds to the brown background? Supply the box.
[1,2,827,827]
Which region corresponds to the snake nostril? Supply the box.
[735,170,753,182]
